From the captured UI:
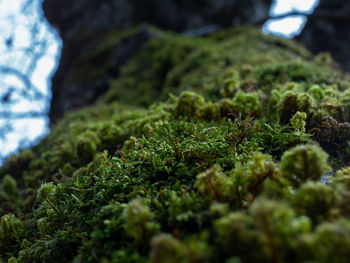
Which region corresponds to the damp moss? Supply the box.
[1,26,350,262]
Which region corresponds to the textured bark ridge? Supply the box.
[48,24,154,122]
[299,0,350,72]
[43,0,272,121]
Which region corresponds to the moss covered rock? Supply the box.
[1,26,350,262]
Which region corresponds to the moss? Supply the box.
[218,98,236,118]
[0,175,18,201]
[292,181,340,223]
[2,26,350,262]
[75,136,97,165]
[215,212,256,259]
[123,199,159,243]
[308,85,325,101]
[37,217,55,237]
[62,163,75,177]
[195,164,232,202]
[149,234,183,263]
[280,144,331,186]
[175,91,205,118]
[100,26,348,108]
[290,111,307,134]
[0,149,34,180]
[232,91,262,118]
[245,152,279,196]
[215,199,311,262]
[334,167,350,188]
[249,199,311,262]
[310,219,350,263]
[0,214,22,256]
[278,91,314,124]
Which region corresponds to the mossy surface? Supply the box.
[1,26,350,262]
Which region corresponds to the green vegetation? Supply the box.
[1,26,350,262]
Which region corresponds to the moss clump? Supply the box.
[280,144,331,186]
[75,136,97,165]
[175,91,205,118]
[278,91,314,124]
[149,234,183,263]
[123,199,159,243]
[292,181,340,223]
[310,220,350,263]
[232,91,262,118]
[195,164,232,202]
[1,26,350,262]
[0,214,22,256]
[290,111,307,134]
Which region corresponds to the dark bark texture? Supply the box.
[299,0,350,72]
[43,0,272,121]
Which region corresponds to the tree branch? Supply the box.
[256,4,350,26]
[0,65,44,100]
[267,7,350,22]
[0,111,46,119]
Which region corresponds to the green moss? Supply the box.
[290,111,307,134]
[123,199,159,243]
[232,91,262,118]
[100,26,348,108]
[310,219,350,263]
[175,91,205,118]
[308,85,325,101]
[195,164,232,202]
[0,214,22,256]
[292,181,340,223]
[0,149,34,180]
[2,26,350,262]
[75,136,96,164]
[215,212,255,259]
[280,144,331,186]
[150,234,183,263]
[249,199,311,262]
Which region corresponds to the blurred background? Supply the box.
[1,0,348,163]
[0,0,60,162]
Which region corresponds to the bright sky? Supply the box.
[264,0,319,37]
[0,0,61,162]
[0,0,319,163]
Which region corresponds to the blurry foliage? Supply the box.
[1,25,350,263]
